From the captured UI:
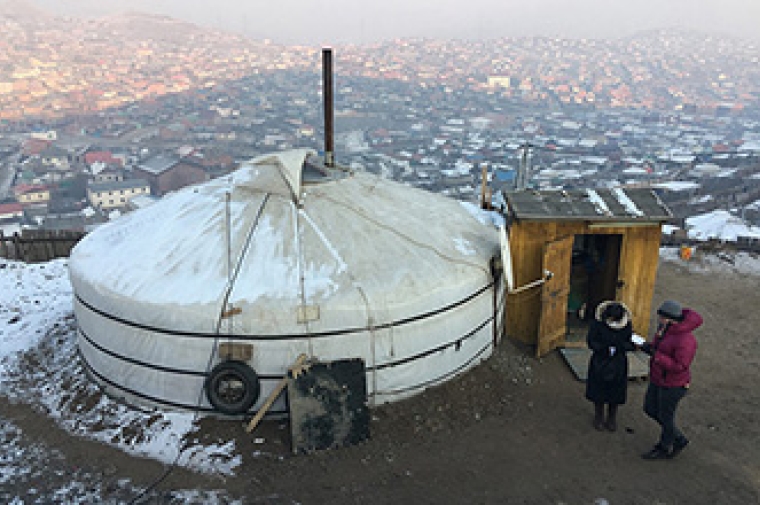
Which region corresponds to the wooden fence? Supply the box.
[0,230,86,262]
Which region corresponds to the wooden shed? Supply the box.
[501,188,672,357]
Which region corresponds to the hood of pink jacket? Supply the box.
[669,308,703,335]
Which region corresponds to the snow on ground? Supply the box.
[0,414,239,505]
[0,259,71,367]
[0,416,138,504]
[0,258,244,503]
[685,209,760,241]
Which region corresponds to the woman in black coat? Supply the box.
[585,301,636,431]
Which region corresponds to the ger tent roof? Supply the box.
[69,149,503,415]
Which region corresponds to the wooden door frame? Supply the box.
[536,235,573,357]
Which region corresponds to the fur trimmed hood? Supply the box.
[595,300,632,330]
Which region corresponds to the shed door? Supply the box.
[537,236,573,357]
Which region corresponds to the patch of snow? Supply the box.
[585,189,612,216]
[668,154,696,164]
[0,414,140,504]
[689,195,713,205]
[716,169,738,178]
[581,156,606,166]
[623,167,648,175]
[611,188,644,217]
[0,222,21,235]
[459,201,506,228]
[0,259,71,371]
[89,161,106,175]
[738,140,760,152]
[653,181,700,192]
[685,210,760,241]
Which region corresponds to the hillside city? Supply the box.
[1,7,760,237]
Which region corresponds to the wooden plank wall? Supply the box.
[505,221,552,344]
[505,221,661,345]
[0,230,85,263]
[616,225,661,337]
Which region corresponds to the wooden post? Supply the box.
[480,164,488,209]
[44,230,55,261]
[53,231,63,258]
[32,231,42,262]
[13,232,21,261]
[245,353,309,433]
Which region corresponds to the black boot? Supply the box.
[642,444,671,460]
[605,404,618,432]
[593,403,605,431]
[668,437,690,458]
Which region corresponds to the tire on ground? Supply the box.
[205,360,261,415]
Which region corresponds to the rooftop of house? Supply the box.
[135,154,180,175]
[0,202,24,214]
[13,184,50,195]
[503,187,672,222]
[88,178,151,193]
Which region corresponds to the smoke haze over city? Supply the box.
[32,0,760,44]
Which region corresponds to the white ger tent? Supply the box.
[69,149,504,416]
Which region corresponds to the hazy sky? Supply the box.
[33,0,760,44]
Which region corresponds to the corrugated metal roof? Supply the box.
[504,187,672,222]
[136,155,179,175]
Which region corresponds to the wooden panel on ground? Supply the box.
[559,347,650,381]
[288,358,369,454]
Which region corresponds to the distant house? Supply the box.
[30,131,57,141]
[87,179,151,211]
[133,154,208,196]
[92,166,125,184]
[14,184,51,206]
[22,138,52,156]
[38,145,71,168]
[85,151,123,167]
[181,152,237,179]
[0,202,24,222]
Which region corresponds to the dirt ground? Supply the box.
[3,257,760,504]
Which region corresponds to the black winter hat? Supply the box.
[657,300,684,321]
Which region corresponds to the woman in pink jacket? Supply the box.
[639,300,702,460]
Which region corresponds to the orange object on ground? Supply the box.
[679,245,693,260]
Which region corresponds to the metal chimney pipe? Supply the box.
[517,142,532,190]
[322,47,335,167]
